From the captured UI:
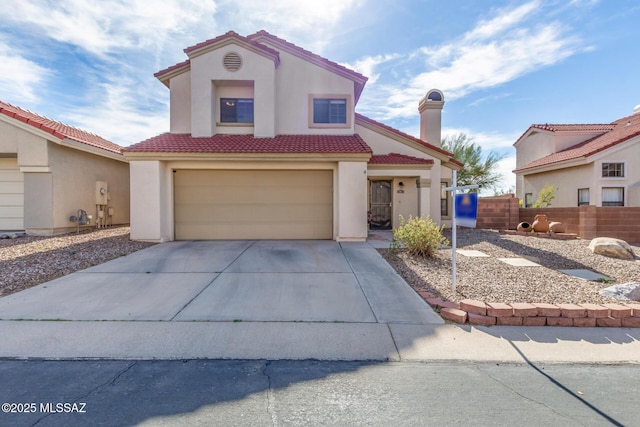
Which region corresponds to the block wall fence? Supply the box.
[474,195,640,243]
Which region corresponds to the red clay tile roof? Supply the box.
[369,153,434,165]
[515,112,640,172]
[0,100,122,154]
[155,31,281,83]
[124,133,372,154]
[247,30,368,102]
[513,123,614,147]
[355,113,463,167]
[184,30,281,60]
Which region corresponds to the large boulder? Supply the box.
[599,282,640,301]
[588,237,636,260]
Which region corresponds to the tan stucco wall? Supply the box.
[0,120,49,167]
[392,177,418,228]
[189,44,276,137]
[46,143,129,232]
[270,49,355,135]
[595,138,640,206]
[356,124,431,159]
[23,172,53,232]
[129,160,172,241]
[169,71,191,133]
[521,165,591,207]
[337,161,367,241]
[515,132,554,170]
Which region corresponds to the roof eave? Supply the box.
[514,157,587,175]
[355,114,459,166]
[123,151,371,162]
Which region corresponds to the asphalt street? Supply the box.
[0,360,638,426]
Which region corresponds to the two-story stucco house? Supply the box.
[514,106,640,208]
[124,30,461,242]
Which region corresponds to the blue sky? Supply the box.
[1,0,639,192]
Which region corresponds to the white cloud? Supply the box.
[361,2,582,120]
[63,81,168,146]
[342,54,401,84]
[219,0,363,53]
[1,0,218,57]
[0,40,50,103]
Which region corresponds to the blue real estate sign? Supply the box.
[455,192,478,228]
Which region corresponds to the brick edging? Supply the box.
[417,291,640,328]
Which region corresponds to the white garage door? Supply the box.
[174,170,333,240]
[0,158,24,230]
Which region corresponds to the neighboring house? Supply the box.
[0,101,130,234]
[514,107,640,208]
[124,30,461,242]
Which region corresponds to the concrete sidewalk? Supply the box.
[0,236,638,364]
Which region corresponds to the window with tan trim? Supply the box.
[308,94,352,128]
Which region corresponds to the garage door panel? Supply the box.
[0,158,23,230]
[176,203,332,222]
[175,186,327,205]
[177,221,332,240]
[0,194,24,205]
[175,170,333,240]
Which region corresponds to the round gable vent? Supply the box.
[223,52,242,72]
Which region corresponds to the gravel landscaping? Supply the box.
[380,228,640,305]
[0,227,155,297]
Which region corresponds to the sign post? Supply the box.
[445,170,479,293]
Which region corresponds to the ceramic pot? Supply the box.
[517,222,532,232]
[549,221,565,233]
[532,214,550,232]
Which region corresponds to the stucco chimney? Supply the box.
[418,89,445,147]
[634,104,640,115]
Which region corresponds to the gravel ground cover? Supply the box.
[0,226,155,297]
[380,228,640,305]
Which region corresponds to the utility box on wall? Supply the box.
[95,181,108,205]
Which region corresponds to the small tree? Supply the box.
[442,133,505,191]
[533,185,555,208]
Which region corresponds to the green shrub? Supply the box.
[391,215,449,257]
[533,184,555,208]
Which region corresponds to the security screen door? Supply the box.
[369,180,392,229]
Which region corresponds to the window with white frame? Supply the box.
[602,162,624,178]
[220,98,254,123]
[577,188,590,206]
[602,187,624,206]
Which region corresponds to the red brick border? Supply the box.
[418,296,640,328]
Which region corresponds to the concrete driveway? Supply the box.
[0,240,443,325]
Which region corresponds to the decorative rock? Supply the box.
[588,237,636,260]
[599,282,640,301]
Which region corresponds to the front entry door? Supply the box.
[369,180,392,229]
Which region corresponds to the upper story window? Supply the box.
[220,98,253,123]
[602,162,624,178]
[313,98,346,124]
[309,95,351,128]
